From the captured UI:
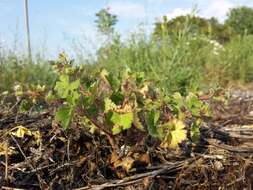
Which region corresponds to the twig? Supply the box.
[0,111,50,128]
[49,163,74,175]
[19,163,57,174]
[5,140,8,181]
[10,135,49,189]
[11,135,29,163]
[67,138,70,162]
[73,160,191,190]
[2,187,26,190]
[8,99,22,113]
[226,176,244,187]
[207,139,253,153]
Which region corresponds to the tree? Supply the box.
[95,8,119,67]
[154,15,231,43]
[95,8,118,36]
[225,6,253,35]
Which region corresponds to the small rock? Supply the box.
[214,160,224,171]
[249,111,253,116]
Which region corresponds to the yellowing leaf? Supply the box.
[59,52,68,62]
[170,125,187,148]
[161,119,187,148]
[32,131,41,146]
[11,126,41,146]
[0,142,16,156]
[115,103,133,113]
[139,84,149,96]
[11,126,32,138]
[58,137,67,143]
[112,125,122,135]
[133,113,144,131]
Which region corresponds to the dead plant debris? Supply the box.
[1,89,253,190]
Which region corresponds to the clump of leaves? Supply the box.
[53,74,80,129]
[167,92,210,144]
[12,83,47,113]
[171,92,210,119]
[49,53,211,149]
[95,8,118,36]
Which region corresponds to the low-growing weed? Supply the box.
[48,54,210,149]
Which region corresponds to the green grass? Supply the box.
[0,52,56,92]
[95,24,253,94]
[220,35,253,83]
[1,23,253,94]
[96,25,220,94]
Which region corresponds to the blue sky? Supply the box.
[1,0,253,56]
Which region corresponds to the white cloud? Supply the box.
[161,0,235,22]
[199,0,235,21]
[108,1,146,19]
[165,8,192,20]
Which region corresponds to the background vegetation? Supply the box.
[1,6,253,95]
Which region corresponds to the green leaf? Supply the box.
[55,105,73,129]
[69,79,80,91]
[45,91,55,102]
[19,99,32,112]
[110,112,134,134]
[54,74,80,106]
[110,92,124,105]
[83,96,93,107]
[185,93,202,116]
[59,74,69,83]
[191,120,201,143]
[172,92,184,109]
[104,98,117,113]
[107,73,121,90]
[133,113,144,131]
[135,72,145,84]
[67,91,80,105]
[54,75,70,98]
[146,110,162,138]
[54,75,80,98]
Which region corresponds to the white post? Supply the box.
[24,0,32,62]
